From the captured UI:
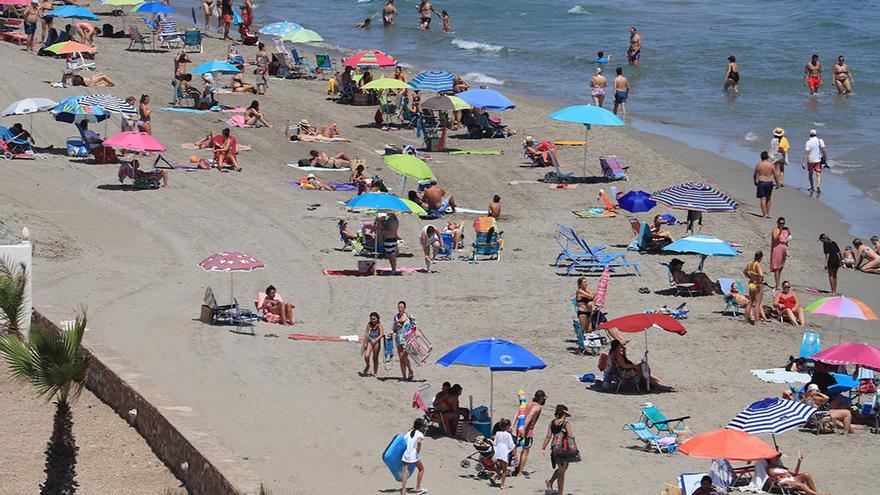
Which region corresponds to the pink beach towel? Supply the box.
[225,114,259,128]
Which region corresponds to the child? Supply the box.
[441,10,450,33]
[401,419,427,495]
[356,17,372,29]
[594,51,612,64]
[841,246,856,269]
[489,419,515,489]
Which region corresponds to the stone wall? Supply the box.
[32,310,263,495]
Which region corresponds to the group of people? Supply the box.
[369,0,450,32]
[200,0,253,40]
[361,301,416,380]
[752,128,827,218]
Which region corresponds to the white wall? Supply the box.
[0,228,33,331]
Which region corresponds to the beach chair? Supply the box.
[66,51,95,73]
[544,148,574,183]
[625,422,677,454]
[802,408,837,435]
[116,162,160,189]
[0,126,35,159]
[200,286,260,329]
[634,221,670,253]
[171,79,197,107]
[416,113,446,152]
[799,331,820,358]
[571,300,607,355]
[555,224,641,276]
[472,216,502,261]
[600,155,629,181]
[639,403,690,435]
[413,383,449,435]
[398,97,419,128]
[553,223,607,266]
[158,19,183,49]
[719,277,746,316]
[290,48,311,77]
[679,472,708,495]
[314,53,334,78]
[661,262,698,296]
[127,26,151,52]
[183,29,202,53]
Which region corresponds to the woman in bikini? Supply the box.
[361,312,383,376]
[231,73,255,93]
[261,285,295,326]
[724,55,739,93]
[767,452,829,495]
[68,73,116,87]
[743,251,768,325]
[174,50,191,80]
[201,0,215,30]
[853,238,880,274]
[575,277,595,334]
[138,94,152,134]
[392,301,415,381]
[75,22,96,47]
[308,150,352,168]
[832,55,853,95]
[772,281,805,326]
[244,100,270,127]
[589,67,607,107]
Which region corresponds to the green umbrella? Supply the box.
[448,95,471,111]
[384,154,433,180]
[401,199,428,216]
[280,28,323,43]
[361,78,411,91]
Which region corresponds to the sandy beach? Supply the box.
[1,15,879,495]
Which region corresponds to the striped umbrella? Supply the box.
[650,182,738,213]
[258,21,302,37]
[78,95,138,116]
[409,70,454,92]
[727,397,815,449]
[343,50,397,68]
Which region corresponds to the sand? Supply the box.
[1,18,878,494]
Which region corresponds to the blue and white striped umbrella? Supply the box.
[258,21,302,37]
[727,398,815,436]
[650,182,738,213]
[409,70,454,92]
[77,95,138,116]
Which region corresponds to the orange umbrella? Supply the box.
[46,41,97,55]
[678,429,778,461]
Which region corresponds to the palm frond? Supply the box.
[0,258,28,334]
[0,334,36,380]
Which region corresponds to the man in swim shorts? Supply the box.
[377,213,400,273]
[753,151,780,218]
[613,66,629,121]
[626,26,641,65]
[801,129,826,193]
[416,0,437,30]
[23,1,40,52]
[382,0,397,25]
[804,54,822,95]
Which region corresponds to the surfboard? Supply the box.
[382,434,416,482]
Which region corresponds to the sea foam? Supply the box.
[464,72,505,85]
[452,39,504,53]
[567,5,590,15]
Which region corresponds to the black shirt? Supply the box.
[823,240,841,267]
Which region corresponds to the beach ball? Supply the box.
[190,155,198,163]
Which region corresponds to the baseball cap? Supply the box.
[809,129,818,136]
[307,173,315,178]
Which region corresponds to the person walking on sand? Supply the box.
[832,55,854,95]
[769,127,789,187]
[626,26,641,65]
[804,54,822,95]
[819,233,842,294]
[392,301,416,380]
[744,251,769,325]
[770,217,790,289]
[383,0,397,25]
[419,224,440,272]
[541,404,580,495]
[802,129,827,193]
[753,151,780,218]
[724,56,739,93]
[361,312,383,376]
[202,0,215,30]
[512,390,546,479]
[23,1,39,53]
[612,67,629,121]
[416,0,438,30]
[590,67,608,107]
[400,418,427,495]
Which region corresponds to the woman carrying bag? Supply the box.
[541,404,580,494]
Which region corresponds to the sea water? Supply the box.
[203,0,880,233]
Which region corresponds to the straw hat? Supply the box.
[773,127,785,137]
[524,135,534,143]
[298,119,310,127]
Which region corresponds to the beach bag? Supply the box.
[197,158,211,170]
[550,421,580,460]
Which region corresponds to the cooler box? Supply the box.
[66,138,88,157]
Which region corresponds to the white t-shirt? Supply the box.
[402,430,423,463]
[804,137,825,163]
[492,430,515,463]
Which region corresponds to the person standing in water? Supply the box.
[590,67,608,107]
[382,0,397,26]
[804,54,822,95]
[612,66,629,121]
[416,0,438,30]
[769,127,789,187]
[832,55,854,95]
[626,26,641,65]
[724,56,739,93]
[441,10,450,32]
[802,129,827,194]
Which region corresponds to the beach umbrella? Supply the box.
[599,313,686,391]
[384,154,433,193]
[344,192,427,215]
[456,88,515,111]
[131,1,173,13]
[343,50,397,68]
[45,41,96,55]
[420,95,470,112]
[77,95,137,116]
[198,251,264,304]
[47,5,99,20]
[280,28,323,43]
[663,234,738,271]
[53,96,110,124]
[804,295,877,343]
[436,338,546,423]
[409,70,454,92]
[103,131,166,152]
[99,0,142,5]
[678,429,778,462]
[0,0,29,4]
[3,98,57,131]
[361,78,411,91]
[548,104,624,177]
[650,182,738,213]
[258,21,302,37]
[727,397,815,449]
[811,342,880,372]
[192,61,241,75]
[617,190,655,213]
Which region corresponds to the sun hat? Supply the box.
[809,129,818,136]
[773,127,785,137]
[807,384,819,392]
[298,118,310,126]
[307,173,315,178]
[524,135,534,142]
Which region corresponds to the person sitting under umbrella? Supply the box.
[767,452,830,495]
[801,384,855,434]
[608,339,663,390]
[523,136,557,167]
[76,121,103,149]
[433,383,469,435]
[7,123,35,154]
[650,215,674,242]
[669,258,718,295]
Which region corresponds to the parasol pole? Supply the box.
[644,329,651,392]
[230,271,234,305]
[771,432,779,452]
[582,123,591,178]
[489,368,494,427]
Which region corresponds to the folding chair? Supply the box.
[412,383,448,435]
[290,48,311,76]
[183,29,202,53]
[200,286,261,331]
[66,52,95,73]
[158,19,183,49]
[314,53,334,78]
[128,26,151,51]
[625,422,677,453]
[661,262,698,296]
[571,300,606,355]
[679,472,708,495]
[472,216,501,261]
[639,403,690,435]
[718,277,746,316]
[600,155,629,180]
[555,223,640,276]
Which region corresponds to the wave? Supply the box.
[567,5,590,15]
[451,38,504,53]
[356,0,371,3]
[464,72,505,86]
[744,132,760,142]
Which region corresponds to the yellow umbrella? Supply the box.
[361,78,411,91]
[46,41,97,55]
[280,28,323,43]
[448,95,471,111]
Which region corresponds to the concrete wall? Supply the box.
[0,227,32,331]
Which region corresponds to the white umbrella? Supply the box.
[2,98,57,130]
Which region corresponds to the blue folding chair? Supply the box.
[625,422,677,454]
[555,223,640,276]
[719,277,746,316]
[799,331,821,358]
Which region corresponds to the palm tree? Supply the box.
[0,314,90,495]
[0,258,27,334]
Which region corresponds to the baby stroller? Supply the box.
[460,440,496,478]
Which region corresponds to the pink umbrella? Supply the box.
[812,343,880,372]
[199,252,264,303]
[804,295,877,343]
[103,131,166,152]
[0,0,30,4]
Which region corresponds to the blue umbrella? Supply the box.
[650,182,738,213]
[47,5,99,20]
[132,2,174,13]
[549,104,624,178]
[727,397,815,449]
[455,89,515,111]
[258,21,302,37]
[344,192,425,214]
[53,96,110,124]
[409,70,454,92]
[618,190,656,213]
[191,61,241,75]
[664,234,738,271]
[436,338,546,422]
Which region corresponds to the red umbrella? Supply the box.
[812,342,880,372]
[600,313,686,390]
[678,429,778,461]
[342,50,397,68]
[198,252,264,304]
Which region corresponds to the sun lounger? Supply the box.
[639,403,690,435]
[554,223,640,276]
[625,422,677,454]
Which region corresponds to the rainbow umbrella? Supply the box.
[46,41,96,55]
[53,96,110,124]
[805,295,877,342]
[343,50,397,68]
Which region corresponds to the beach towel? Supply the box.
[750,368,810,384]
[287,163,351,172]
[159,107,210,114]
[550,184,578,189]
[554,140,586,146]
[452,207,487,215]
[573,208,618,218]
[508,180,542,185]
[322,267,426,276]
[225,114,261,128]
[288,180,358,191]
[449,150,502,155]
[288,333,363,343]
